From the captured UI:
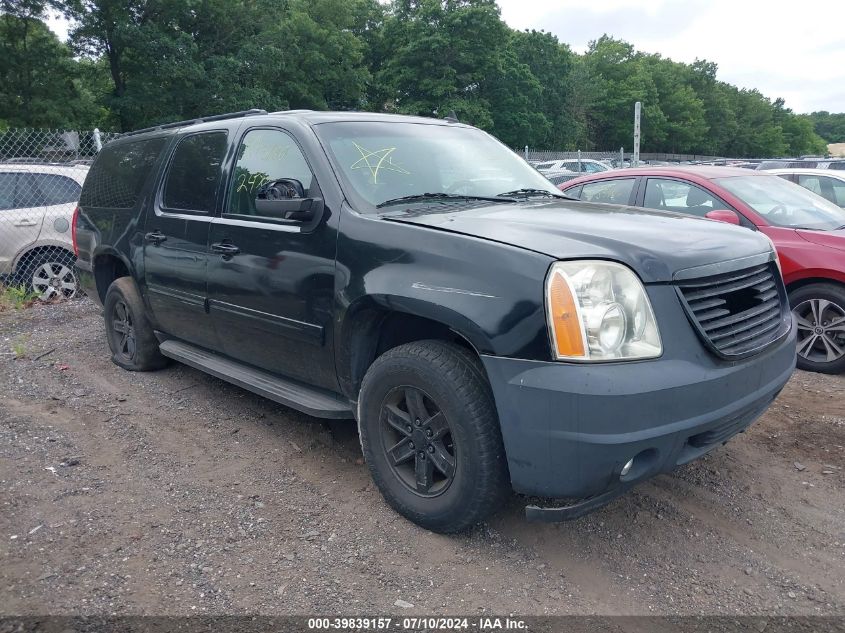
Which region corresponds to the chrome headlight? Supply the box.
[545,260,662,361]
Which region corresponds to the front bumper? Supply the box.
[480,289,796,505]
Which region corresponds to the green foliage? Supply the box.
[806,111,845,144]
[0,0,838,157]
[0,284,38,312]
[0,0,103,128]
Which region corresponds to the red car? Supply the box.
[559,166,845,373]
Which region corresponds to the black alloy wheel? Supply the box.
[380,386,457,497]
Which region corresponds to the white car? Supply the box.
[534,158,610,174]
[0,163,88,299]
[769,168,845,208]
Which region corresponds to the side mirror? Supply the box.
[255,178,322,222]
[254,197,322,222]
[705,209,741,225]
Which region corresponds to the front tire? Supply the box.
[358,340,509,533]
[103,277,167,371]
[790,283,845,374]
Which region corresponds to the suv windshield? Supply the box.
[714,175,845,231]
[314,121,560,210]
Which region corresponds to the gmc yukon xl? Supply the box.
[74,109,796,532]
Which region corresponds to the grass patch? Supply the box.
[0,283,39,312]
[11,335,29,359]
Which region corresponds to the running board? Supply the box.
[159,340,353,419]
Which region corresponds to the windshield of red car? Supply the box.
[714,175,845,231]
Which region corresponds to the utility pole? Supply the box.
[633,101,641,167]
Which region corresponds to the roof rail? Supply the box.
[120,109,268,138]
[269,109,315,115]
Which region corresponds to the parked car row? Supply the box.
[756,158,845,171]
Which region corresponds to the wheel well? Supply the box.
[93,254,130,303]
[347,309,481,399]
[786,277,845,295]
[14,245,75,278]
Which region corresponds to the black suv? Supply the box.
[74,109,796,532]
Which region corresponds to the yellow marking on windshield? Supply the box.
[350,142,410,184]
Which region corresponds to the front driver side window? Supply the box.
[579,178,635,204]
[227,129,314,218]
[643,178,720,217]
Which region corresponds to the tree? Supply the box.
[377,0,508,127]
[806,111,845,144]
[581,36,666,151]
[508,29,577,149]
[482,47,549,147]
[642,56,708,153]
[0,0,102,128]
[2,0,840,156]
[772,99,827,156]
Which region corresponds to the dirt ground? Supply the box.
[1,297,843,616]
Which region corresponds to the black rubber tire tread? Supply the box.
[359,340,510,533]
[789,282,845,374]
[103,277,167,372]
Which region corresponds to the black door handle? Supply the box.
[211,242,240,257]
[144,231,167,245]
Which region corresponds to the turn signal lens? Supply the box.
[547,271,587,358]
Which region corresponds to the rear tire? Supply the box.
[19,250,79,301]
[103,277,167,371]
[789,283,845,374]
[358,340,509,533]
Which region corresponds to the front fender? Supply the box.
[335,210,555,361]
[783,267,845,289]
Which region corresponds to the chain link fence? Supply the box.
[0,128,119,302]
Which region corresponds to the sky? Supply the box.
[497,0,845,114]
[46,0,845,114]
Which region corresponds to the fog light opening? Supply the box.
[619,448,659,481]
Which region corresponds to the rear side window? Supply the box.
[0,173,17,209]
[579,178,635,204]
[163,132,228,213]
[80,137,167,209]
[798,174,845,207]
[0,173,41,209]
[829,162,845,171]
[34,174,82,206]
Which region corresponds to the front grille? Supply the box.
[676,262,788,358]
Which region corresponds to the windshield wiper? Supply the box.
[496,188,568,199]
[376,192,515,208]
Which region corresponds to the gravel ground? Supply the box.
[1,297,843,616]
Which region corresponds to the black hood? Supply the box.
[383,199,773,283]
